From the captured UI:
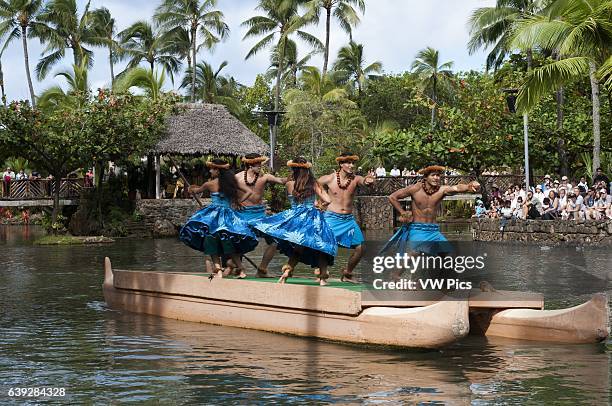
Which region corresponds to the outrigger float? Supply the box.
[103,258,609,349]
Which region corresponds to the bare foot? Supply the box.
[278,265,292,284]
[236,270,247,279]
[256,267,268,278]
[313,268,321,276]
[340,269,357,284]
[319,271,329,286]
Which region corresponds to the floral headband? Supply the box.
[242,156,269,165]
[206,161,230,170]
[335,155,359,163]
[287,160,312,169]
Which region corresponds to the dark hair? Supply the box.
[212,159,240,205]
[543,197,550,205]
[290,157,315,202]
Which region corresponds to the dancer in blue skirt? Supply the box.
[253,157,338,286]
[180,159,258,279]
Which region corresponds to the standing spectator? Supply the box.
[375,164,387,178]
[367,168,375,178]
[592,168,610,193]
[541,174,552,192]
[84,169,94,187]
[490,184,502,201]
[389,165,400,177]
[401,167,409,177]
[577,176,588,192]
[2,167,15,197]
[560,175,572,191]
[551,179,560,193]
[534,185,545,204]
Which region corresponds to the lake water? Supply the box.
[0,225,610,404]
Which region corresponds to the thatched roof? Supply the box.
[154,103,268,156]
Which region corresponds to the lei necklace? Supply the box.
[244,170,260,187]
[421,178,440,195]
[336,170,355,190]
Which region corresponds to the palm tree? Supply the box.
[304,0,365,75]
[162,26,192,69]
[90,7,120,85]
[0,0,44,105]
[180,60,242,115]
[297,65,352,102]
[154,0,229,103]
[114,66,167,101]
[30,0,97,80]
[467,0,545,71]
[37,60,89,108]
[0,54,6,106]
[242,0,322,113]
[511,0,612,172]
[118,21,182,83]
[266,39,316,87]
[333,40,381,96]
[411,46,454,130]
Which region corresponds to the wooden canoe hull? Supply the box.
[472,294,610,344]
[103,258,469,349]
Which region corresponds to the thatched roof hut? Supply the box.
[154,103,268,157]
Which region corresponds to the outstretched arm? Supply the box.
[189,181,210,194]
[264,174,288,185]
[443,181,481,196]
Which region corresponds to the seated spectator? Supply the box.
[490,184,501,201]
[592,167,610,193]
[523,191,542,219]
[390,165,401,177]
[367,168,375,178]
[542,190,559,220]
[560,175,572,192]
[563,192,584,220]
[541,174,552,192]
[375,165,387,177]
[551,179,560,193]
[473,200,487,218]
[577,176,588,192]
[534,185,545,204]
[401,167,409,177]
[513,197,525,219]
[488,199,500,218]
[558,187,568,212]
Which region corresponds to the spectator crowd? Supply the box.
[473,168,611,223]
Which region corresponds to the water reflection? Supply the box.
[0,225,610,404]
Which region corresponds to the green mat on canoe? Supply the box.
[190,274,364,291]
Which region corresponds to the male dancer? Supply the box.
[386,165,480,255]
[318,152,375,282]
[235,153,288,277]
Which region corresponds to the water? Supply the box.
[0,225,610,404]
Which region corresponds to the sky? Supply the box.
[1,0,496,102]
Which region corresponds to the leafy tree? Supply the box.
[411,46,454,130]
[154,0,229,102]
[511,0,612,172]
[304,0,364,75]
[0,0,44,105]
[333,40,381,97]
[31,0,97,80]
[118,21,182,82]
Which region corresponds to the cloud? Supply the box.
[0,0,495,102]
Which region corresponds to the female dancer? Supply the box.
[180,159,258,278]
[253,157,338,286]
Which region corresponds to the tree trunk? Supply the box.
[146,154,155,198]
[109,46,115,85]
[191,26,197,103]
[51,177,61,234]
[322,7,331,76]
[589,61,601,173]
[430,76,437,131]
[0,61,6,107]
[21,26,36,106]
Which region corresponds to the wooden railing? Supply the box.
[357,175,530,196]
[1,179,89,200]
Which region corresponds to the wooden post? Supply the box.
[155,155,161,199]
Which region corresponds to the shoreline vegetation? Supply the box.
[34,235,115,245]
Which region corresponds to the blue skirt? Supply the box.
[180,204,259,255]
[323,211,364,248]
[253,205,337,268]
[235,205,266,225]
[379,223,452,256]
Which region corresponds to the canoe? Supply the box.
[102,257,470,349]
[469,293,609,344]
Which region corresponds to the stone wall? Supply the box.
[472,218,612,245]
[355,196,394,230]
[133,198,202,237]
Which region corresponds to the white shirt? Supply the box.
[375,167,387,177]
[2,171,15,180]
[390,168,401,177]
